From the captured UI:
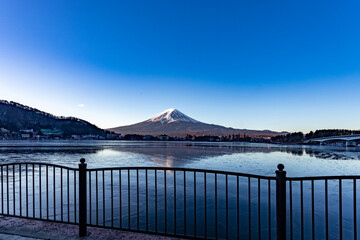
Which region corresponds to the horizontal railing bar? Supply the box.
[288,175,360,181]
[86,166,277,180]
[3,162,359,181]
[0,163,78,171]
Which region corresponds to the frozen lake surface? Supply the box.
[0,140,359,177]
[0,140,359,239]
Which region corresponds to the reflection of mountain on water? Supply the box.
[0,142,359,168]
[1,143,357,161]
[102,142,360,164]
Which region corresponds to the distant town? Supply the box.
[1,127,360,146]
[0,127,269,142]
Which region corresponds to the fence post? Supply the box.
[79,158,87,237]
[276,163,286,240]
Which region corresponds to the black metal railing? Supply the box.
[85,165,277,239]
[0,163,79,223]
[0,159,358,239]
[286,175,360,240]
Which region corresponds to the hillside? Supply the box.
[0,100,106,137]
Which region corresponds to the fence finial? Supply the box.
[277,163,284,171]
[80,158,85,164]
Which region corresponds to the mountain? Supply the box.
[0,100,106,137]
[108,108,288,137]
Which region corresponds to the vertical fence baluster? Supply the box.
[155,169,157,233]
[53,166,55,221]
[102,170,105,227]
[339,179,342,239]
[268,179,271,240]
[39,164,41,219]
[237,176,239,240]
[13,165,15,215]
[111,170,114,228]
[74,170,76,223]
[128,169,130,229]
[146,169,148,232]
[194,171,196,238]
[60,168,63,222]
[215,173,218,239]
[67,169,69,223]
[96,170,98,225]
[89,171,91,225]
[174,170,177,235]
[6,165,8,215]
[25,164,28,217]
[119,170,122,228]
[33,164,35,218]
[290,180,293,240]
[312,180,315,240]
[248,177,251,240]
[258,178,260,240]
[0,167,2,213]
[184,171,186,236]
[301,180,304,240]
[137,169,139,231]
[46,165,48,220]
[204,172,206,239]
[354,179,357,240]
[226,174,228,240]
[325,179,328,240]
[165,170,167,234]
[19,164,22,217]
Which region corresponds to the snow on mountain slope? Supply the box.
[108,108,288,137]
[147,108,200,124]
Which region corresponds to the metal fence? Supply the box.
[0,159,358,240]
[287,175,360,240]
[86,165,277,239]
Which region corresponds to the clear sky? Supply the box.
[0,1,359,133]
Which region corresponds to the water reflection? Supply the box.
[0,141,359,177]
[0,141,360,239]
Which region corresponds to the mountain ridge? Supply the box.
[0,100,106,137]
[109,108,288,137]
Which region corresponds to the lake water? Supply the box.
[0,140,360,176]
[0,140,359,239]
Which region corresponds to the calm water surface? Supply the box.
[0,140,359,176]
[0,140,359,239]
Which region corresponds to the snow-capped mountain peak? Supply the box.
[109,108,289,137]
[147,108,200,124]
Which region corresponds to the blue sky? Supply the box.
[0,1,359,132]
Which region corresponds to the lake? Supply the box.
[0,140,359,176]
[0,140,359,239]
